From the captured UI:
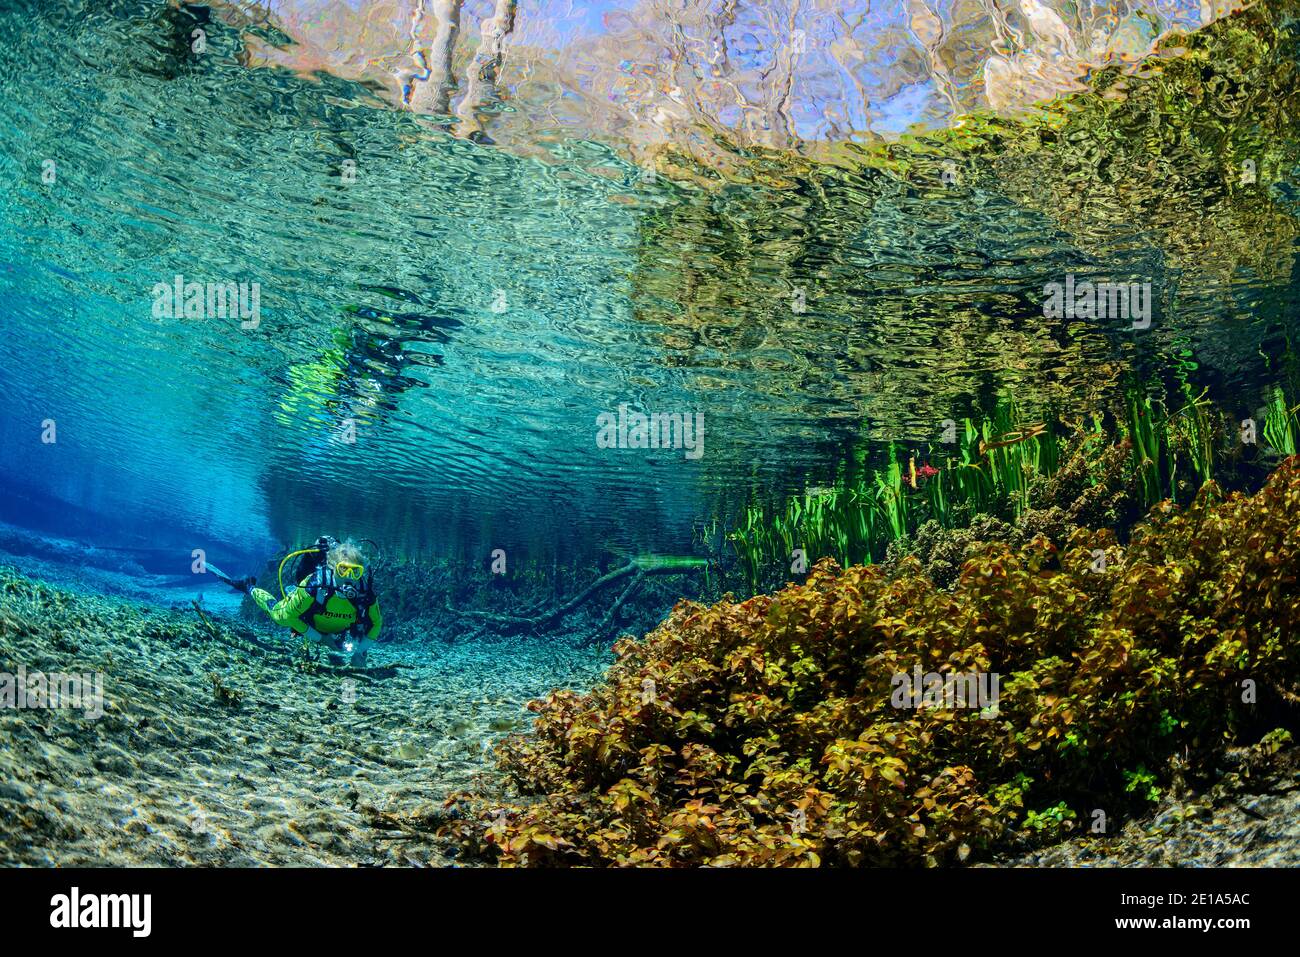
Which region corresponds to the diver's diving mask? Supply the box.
[334,561,365,580]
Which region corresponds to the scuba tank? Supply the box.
[277,535,338,598]
[296,535,336,584]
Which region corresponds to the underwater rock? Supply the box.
[394,742,424,761]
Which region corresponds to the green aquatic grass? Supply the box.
[1126,390,1167,511]
[722,380,1300,595]
[875,445,908,544]
[1263,386,1299,456]
[724,395,1059,592]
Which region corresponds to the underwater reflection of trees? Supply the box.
[626,0,1300,519]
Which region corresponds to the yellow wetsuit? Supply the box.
[251,573,382,639]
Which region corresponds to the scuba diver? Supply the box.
[207,536,383,667]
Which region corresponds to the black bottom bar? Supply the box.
[0,866,1290,944]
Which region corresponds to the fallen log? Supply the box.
[461,555,705,635]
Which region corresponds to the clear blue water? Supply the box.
[0,0,1296,576]
[5,0,1300,875]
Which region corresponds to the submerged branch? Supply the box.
[462,557,704,635]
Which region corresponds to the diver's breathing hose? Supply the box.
[277,546,323,599]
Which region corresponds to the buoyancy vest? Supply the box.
[302,565,376,636]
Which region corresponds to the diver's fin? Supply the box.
[204,563,255,594]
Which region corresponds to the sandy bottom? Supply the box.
[0,562,609,866]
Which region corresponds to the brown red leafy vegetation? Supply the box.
[442,458,1300,866]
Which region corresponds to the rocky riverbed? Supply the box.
[991,745,1300,867]
[0,564,608,866]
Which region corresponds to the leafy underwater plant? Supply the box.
[1122,766,1162,804]
[1023,802,1077,838]
[444,456,1300,867]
